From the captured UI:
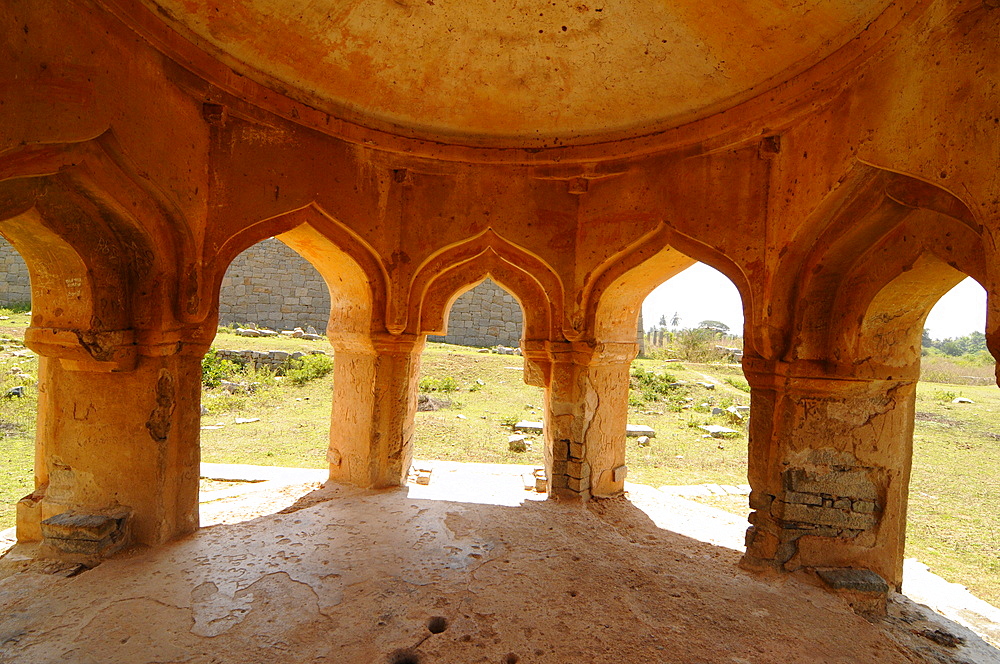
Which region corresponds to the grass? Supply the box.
[0,307,37,531]
[412,346,546,466]
[907,382,1000,604]
[0,317,999,608]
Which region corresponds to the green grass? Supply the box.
[0,306,37,531]
[411,345,546,465]
[1,319,999,609]
[907,382,1000,604]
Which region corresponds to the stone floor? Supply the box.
[1,463,998,664]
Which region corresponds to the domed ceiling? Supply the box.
[144,0,894,144]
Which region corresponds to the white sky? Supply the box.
[641,263,986,341]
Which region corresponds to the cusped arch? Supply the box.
[205,204,389,338]
[0,133,195,333]
[827,207,987,375]
[407,230,564,342]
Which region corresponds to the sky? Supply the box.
[641,263,987,341]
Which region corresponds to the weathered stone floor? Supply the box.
[1,464,998,664]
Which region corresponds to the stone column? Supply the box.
[328,333,425,488]
[535,340,637,500]
[741,357,916,588]
[17,328,207,548]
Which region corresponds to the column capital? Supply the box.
[523,339,638,364]
[24,324,218,372]
[742,356,918,393]
[329,331,425,356]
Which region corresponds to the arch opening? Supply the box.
[625,261,752,517]
[0,237,36,539]
[198,218,380,519]
[411,275,548,497]
[862,269,1000,609]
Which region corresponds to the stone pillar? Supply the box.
[328,333,425,488]
[741,357,916,588]
[533,340,637,500]
[16,329,207,547]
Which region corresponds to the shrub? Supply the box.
[723,377,751,393]
[288,353,334,385]
[419,376,458,393]
[629,366,678,404]
[498,414,520,428]
[201,349,240,388]
[933,390,957,402]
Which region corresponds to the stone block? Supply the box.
[815,568,889,593]
[852,500,877,513]
[783,468,877,501]
[612,465,628,483]
[41,512,120,541]
[513,420,543,433]
[775,502,877,530]
[566,460,590,480]
[748,490,773,511]
[40,509,130,557]
[567,475,591,492]
[785,490,823,506]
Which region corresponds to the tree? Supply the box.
[698,320,730,333]
[670,312,680,328]
[658,314,667,328]
[921,328,932,348]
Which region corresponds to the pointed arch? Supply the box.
[407,229,564,341]
[0,130,197,348]
[0,132,197,334]
[778,163,985,368]
[581,221,753,345]
[205,203,389,337]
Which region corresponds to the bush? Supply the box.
[723,377,751,393]
[629,366,679,404]
[419,376,458,393]
[288,354,334,385]
[933,390,957,402]
[498,414,520,428]
[202,349,241,388]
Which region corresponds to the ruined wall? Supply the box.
[428,279,524,347]
[0,238,31,306]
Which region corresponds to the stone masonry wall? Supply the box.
[428,279,523,348]
[0,238,31,305]
[217,238,332,331]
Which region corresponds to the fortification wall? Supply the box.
[217,238,332,331]
[0,238,30,305]
[427,279,523,348]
